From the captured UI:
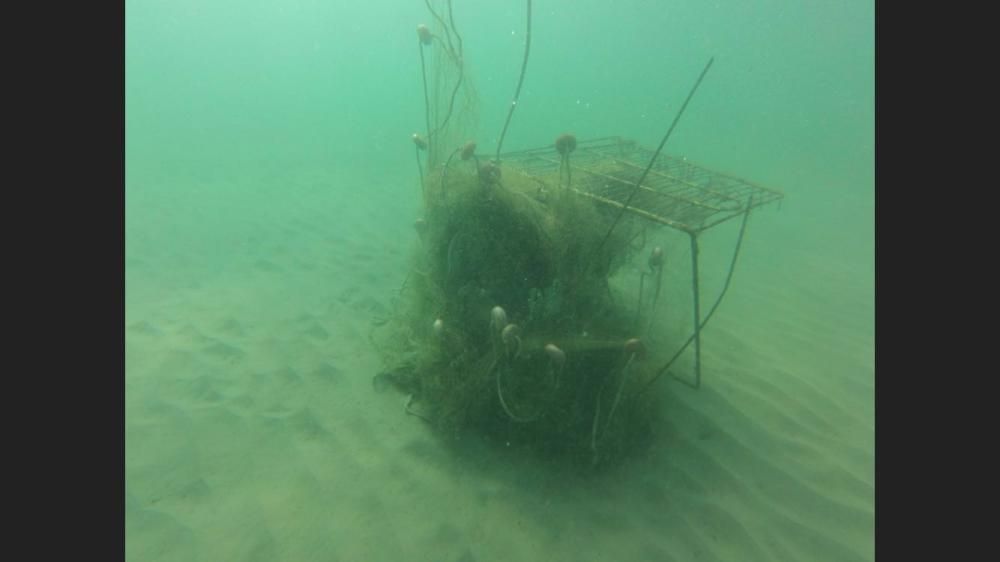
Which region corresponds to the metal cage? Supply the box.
[501,136,785,388]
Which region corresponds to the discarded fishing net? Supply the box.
[371,1,782,468]
[373,144,660,467]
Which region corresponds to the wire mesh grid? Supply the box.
[501,136,785,233]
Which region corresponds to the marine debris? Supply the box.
[372,1,784,468]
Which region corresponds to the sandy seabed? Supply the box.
[126,164,874,562]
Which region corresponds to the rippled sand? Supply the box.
[126,166,873,562]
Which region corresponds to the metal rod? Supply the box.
[633,271,646,331]
[595,57,715,254]
[419,44,431,150]
[646,261,664,337]
[641,196,754,392]
[689,233,703,388]
[557,153,573,190]
[415,145,425,201]
[495,0,532,161]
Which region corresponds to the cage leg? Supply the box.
[644,197,755,393]
[415,146,425,202]
[689,233,703,389]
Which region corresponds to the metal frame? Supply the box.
[500,136,784,389]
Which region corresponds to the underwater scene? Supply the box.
[126,1,874,560]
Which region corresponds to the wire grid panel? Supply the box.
[502,136,784,233]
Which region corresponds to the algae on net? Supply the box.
[372,160,660,467]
